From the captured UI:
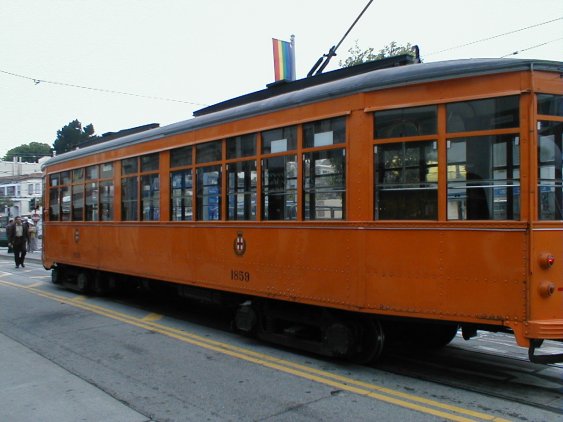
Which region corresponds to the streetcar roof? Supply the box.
[42,57,562,170]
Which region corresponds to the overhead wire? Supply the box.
[500,37,563,58]
[0,68,209,106]
[426,16,563,56]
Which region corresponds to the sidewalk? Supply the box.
[0,247,42,264]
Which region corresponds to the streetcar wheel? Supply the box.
[350,318,385,364]
[51,267,63,285]
[76,272,90,293]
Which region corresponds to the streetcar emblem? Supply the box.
[234,232,246,256]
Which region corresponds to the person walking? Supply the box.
[7,216,29,268]
[27,220,37,252]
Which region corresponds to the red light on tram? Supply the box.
[539,253,555,269]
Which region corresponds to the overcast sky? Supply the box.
[0,0,561,158]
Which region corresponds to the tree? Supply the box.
[340,41,416,68]
[3,142,53,162]
[53,119,97,155]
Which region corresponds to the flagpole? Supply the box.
[290,34,296,81]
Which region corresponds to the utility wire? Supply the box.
[500,37,563,57]
[426,16,563,56]
[0,68,208,106]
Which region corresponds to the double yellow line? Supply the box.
[0,278,508,422]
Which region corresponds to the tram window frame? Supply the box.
[447,135,520,220]
[303,148,346,220]
[227,159,257,221]
[537,94,563,117]
[197,164,222,221]
[537,120,563,220]
[227,133,256,159]
[262,126,297,154]
[48,173,60,221]
[121,154,160,222]
[170,145,194,221]
[303,116,346,148]
[262,154,297,221]
[374,105,437,139]
[374,141,438,220]
[446,95,519,133]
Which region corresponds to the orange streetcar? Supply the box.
[42,56,563,363]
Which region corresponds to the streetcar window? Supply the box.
[375,141,438,220]
[85,182,98,221]
[99,180,114,221]
[196,141,222,164]
[262,155,297,220]
[60,186,71,221]
[60,171,71,185]
[122,158,138,175]
[72,168,84,183]
[227,160,257,221]
[303,149,346,220]
[50,173,59,187]
[85,165,98,180]
[171,170,193,221]
[197,165,221,220]
[374,105,437,139]
[262,126,297,154]
[170,146,192,168]
[538,121,563,220]
[121,176,138,221]
[49,188,60,220]
[227,134,256,159]
[446,96,519,133]
[538,94,563,117]
[100,163,114,179]
[303,117,346,148]
[141,174,160,221]
[72,184,84,221]
[447,135,520,220]
[141,153,159,172]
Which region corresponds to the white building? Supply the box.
[0,158,46,222]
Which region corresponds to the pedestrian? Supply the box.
[7,216,29,268]
[27,221,37,252]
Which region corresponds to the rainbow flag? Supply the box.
[272,38,295,81]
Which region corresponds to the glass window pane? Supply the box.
[227,134,256,159]
[197,165,221,220]
[49,188,60,220]
[100,163,114,179]
[375,141,438,220]
[538,121,563,220]
[171,170,193,221]
[141,153,159,172]
[538,94,563,117]
[61,186,71,221]
[303,117,346,148]
[72,184,84,221]
[447,135,520,220]
[227,161,257,220]
[86,165,98,180]
[100,181,114,221]
[72,168,84,183]
[170,146,193,168]
[374,105,437,139]
[196,141,222,164]
[122,158,138,175]
[60,171,71,185]
[50,173,59,187]
[141,174,160,221]
[121,176,138,221]
[447,96,519,133]
[262,126,297,154]
[85,182,98,221]
[304,149,346,220]
[262,155,297,220]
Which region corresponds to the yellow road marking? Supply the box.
[141,312,163,322]
[26,282,44,288]
[0,279,510,422]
